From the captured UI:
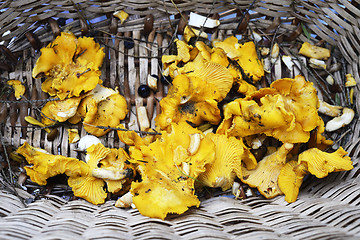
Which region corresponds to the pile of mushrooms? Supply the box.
[13,30,355,220]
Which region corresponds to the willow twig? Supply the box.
[82,122,161,135]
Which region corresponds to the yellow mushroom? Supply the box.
[33,32,104,100]
[197,133,257,191]
[155,74,222,130]
[278,160,308,203]
[214,36,264,82]
[299,42,330,60]
[217,75,322,144]
[298,147,353,178]
[86,143,135,194]
[186,61,234,100]
[78,85,128,137]
[128,122,216,219]
[41,97,82,126]
[7,80,25,100]
[24,116,51,133]
[345,73,356,87]
[183,26,208,43]
[113,10,129,24]
[241,143,294,199]
[68,129,80,143]
[175,39,192,63]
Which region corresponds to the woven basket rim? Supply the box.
[1,1,360,239]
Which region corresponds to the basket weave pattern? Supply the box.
[1,1,360,239]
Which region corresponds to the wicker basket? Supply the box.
[1,0,360,239]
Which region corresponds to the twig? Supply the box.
[0,127,14,184]
[164,0,176,33]
[195,0,217,42]
[232,0,257,36]
[82,122,161,135]
[0,98,60,104]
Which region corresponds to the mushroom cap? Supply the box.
[241,143,294,199]
[155,74,222,130]
[278,160,308,203]
[68,175,107,205]
[175,39,192,63]
[195,41,212,61]
[85,143,134,194]
[129,122,216,219]
[41,97,82,125]
[198,133,257,191]
[214,37,264,82]
[298,147,353,178]
[233,41,264,82]
[17,142,88,185]
[80,92,128,137]
[217,76,322,144]
[117,124,156,147]
[33,32,104,100]
[187,61,234,100]
[7,80,25,100]
[210,48,229,67]
[213,36,242,59]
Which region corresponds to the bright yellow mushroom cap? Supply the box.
[7,80,25,100]
[195,41,212,61]
[175,39,192,63]
[116,124,156,147]
[68,175,107,205]
[41,97,82,126]
[78,86,128,137]
[214,37,264,82]
[17,142,106,205]
[16,142,88,185]
[155,74,222,130]
[33,32,105,100]
[198,133,257,191]
[298,147,353,178]
[217,75,322,144]
[129,122,216,219]
[278,160,308,203]
[68,129,80,143]
[241,143,294,199]
[187,61,234,100]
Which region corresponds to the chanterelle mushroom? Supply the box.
[217,75,323,144]
[7,80,25,100]
[155,74,222,130]
[298,147,353,178]
[278,160,308,203]
[128,122,215,219]
[32,32,105,100]
[78,85,128,136]
[241,143,294,199]
[41,97,82,125]
[17,142,88,186]
[299,42,330,60]
[197,133,257,191]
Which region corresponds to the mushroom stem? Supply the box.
[318,100,343,117]
[325,108,355,132]
[188,133,202,155]
[115,192,133,208]
[92,168,131,180]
